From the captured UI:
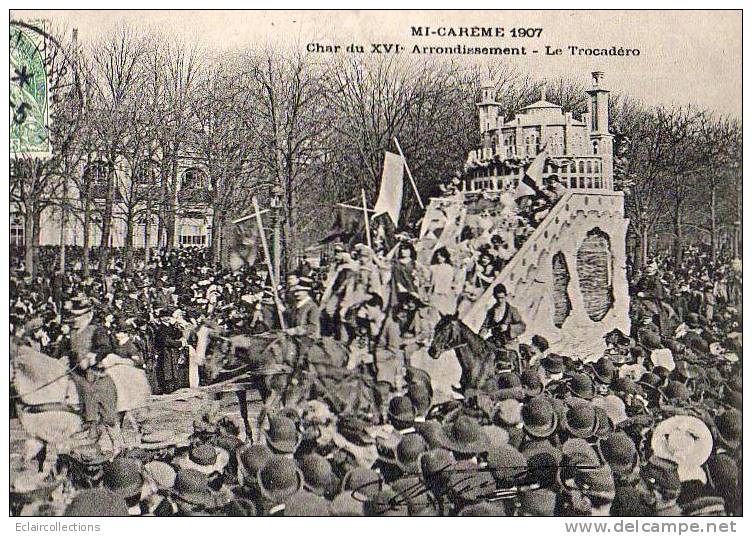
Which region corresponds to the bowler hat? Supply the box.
[388,396,416,424]
[283,490,331,516]
[64,489,128,516]
[487,444,527,483]
[496,372,525,401]
[103,457,144,500]
[395,433,428,473]
[298,454,337,497]
[542,354,565,374]
[265,416,301,454]
[176,443,229,475]
[563,403,598,439]
[590,357,616,384]
[521,396,558,438]
[567,373,595,400]
[438,416,490,454]
[520,369,544,397]
[237,444,273,486]
[257,456,303,503]
[599,432,637,475]
[714,409,742,450]
[172,468,232,508]
[519,488,557,516]
[341,467,382,498]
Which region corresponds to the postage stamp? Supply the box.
[10,23,51,158]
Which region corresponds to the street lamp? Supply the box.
[270,185,283,281]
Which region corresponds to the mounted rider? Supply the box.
[479,283,526,348]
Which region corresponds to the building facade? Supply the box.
[464,71,613,193]
[10,157,215,249]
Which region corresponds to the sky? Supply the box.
[10,10,742,117]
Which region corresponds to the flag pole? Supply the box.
[393,137,424,210]
[361,188,372,248]
[252,197,287,331]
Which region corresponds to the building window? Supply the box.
[10,216,24,246]
[179,234,207,246]
[135,160,155,185]
[586,161,592,174]
[182,168,206,191]
[592,141,599,154]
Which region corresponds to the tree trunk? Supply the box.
[24,203,35,277]
[211,210,223,266]
[82,196,91,277]
[144,202,152,265]
[165,156,179,251]
[124,212,135,275]
[99,159,116,275]
[710,180,717,262]
[673,202,683,266]
[32,209,42,276]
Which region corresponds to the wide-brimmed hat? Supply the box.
[257,456,303,504]
[592,395,628,427]
[563,403,598,439]
[651,416,713,472]
[172,468,233,509]
[590,357,617,384]
[64,489,129,516]
[521,396,558,438]
[566,373,596,400]
[175,443,229,475]
[438,416,490,454]
[599,432,637,475]
[714,409,742,450]
[102,457,144,500]
[264,416,301,454]
[494,399,522,426]
[298,453,337,497]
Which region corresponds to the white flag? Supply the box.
[373,151,405,226]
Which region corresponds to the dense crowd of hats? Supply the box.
[9,237,743,516]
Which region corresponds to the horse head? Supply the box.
[428,314,464,359]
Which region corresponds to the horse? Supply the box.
[10,340,150,448]
[427,315,502,396]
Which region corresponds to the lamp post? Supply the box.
[270,185,283,282]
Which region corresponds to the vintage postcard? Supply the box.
[7,9,742,522]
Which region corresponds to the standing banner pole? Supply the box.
[253,197,287,331]
[393,137,424,210]
[361,188,372,248]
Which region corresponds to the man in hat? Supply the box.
[64,296,121,443]
[152,307,187,394]
[286,279,321,338]
[480,284,526,348]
